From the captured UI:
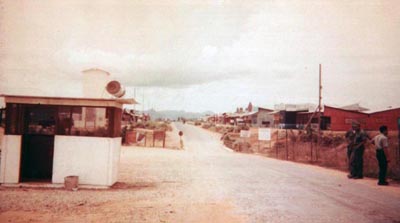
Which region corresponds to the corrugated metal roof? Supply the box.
[340,103,369,112]
[364,107,400,114]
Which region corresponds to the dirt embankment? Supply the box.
[201,123,400,180]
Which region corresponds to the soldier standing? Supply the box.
[345,121,369,179]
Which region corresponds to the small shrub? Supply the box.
[321,134,333,147]
[232,140,252,152]
[274,141,285,149]
[332,135,345,147]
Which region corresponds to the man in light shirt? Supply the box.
[372,125,390,186]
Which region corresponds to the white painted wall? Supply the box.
[0,135,21,183]
[53,136,121,186]
[257,111,274,127]
[108,138,121,185]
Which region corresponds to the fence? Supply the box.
[265,129,400,180]
[124,128,166,148]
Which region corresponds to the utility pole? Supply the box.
[285,128,288,160]
[142,88,145,113]
[133,88,136,110]
[317,64,322,161]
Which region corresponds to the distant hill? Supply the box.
[145,109,214,120]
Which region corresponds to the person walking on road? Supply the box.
[372,125,390,186]
[345,122,369,179]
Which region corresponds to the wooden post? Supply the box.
[310,131,313,162]
[152,131,155,147]
[163,131,166,148]
[398,118,400,164]
[133,88,136,110]
[292,140,295,161]
[317,64,322,161]
[285,128,288,160]
[292,131,296,161]
[276,129,279,158]
[269,138,272,149]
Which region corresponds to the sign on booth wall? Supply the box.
[240,130,251,138]
[258,128,271,141]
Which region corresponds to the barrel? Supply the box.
[64,176,79,191]
[125,130,137,144]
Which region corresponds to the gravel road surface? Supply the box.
[0,122,399,223]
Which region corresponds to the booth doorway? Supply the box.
[20,106,56,182]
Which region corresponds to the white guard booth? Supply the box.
[0,95,135,187]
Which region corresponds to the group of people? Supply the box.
[345,122,391,186]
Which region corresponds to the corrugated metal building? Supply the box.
[366,108,400,131]
[323,106,368,131]
[323,106,400,131]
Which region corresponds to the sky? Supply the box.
[0,0,399,113]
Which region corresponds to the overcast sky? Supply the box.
[1,0,399,113]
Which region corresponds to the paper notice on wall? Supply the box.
[258,128,271,141]
[240,130,251,138]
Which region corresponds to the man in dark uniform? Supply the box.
[345,121,370,179]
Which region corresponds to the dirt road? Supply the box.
[1,123,400,222]
[173,122,400,223]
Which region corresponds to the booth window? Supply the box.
[5,103,118,138]
[0,108,5,128]
[26,106,56,135]
[5,103,23,135]
[57,106,72,135]
[70,107,110,137]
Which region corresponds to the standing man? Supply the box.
[372,125,390,186]
[345,121,369,179]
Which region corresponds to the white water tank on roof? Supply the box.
[82,68,112,98]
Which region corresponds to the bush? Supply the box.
[321,134,334,147]
[274,141,285,149]
[231,125,249,133]
[157,122,172,131]
[226,127,234,132]
[299,132,311,142]
[132,122,145,129]
[232,140,252,153]
[288,130,297,143]
[202,123,214,129]
[332,135,345,147]
[144,121,157,129]
[130,121,172,131]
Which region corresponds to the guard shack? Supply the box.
[0,95,134,187]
